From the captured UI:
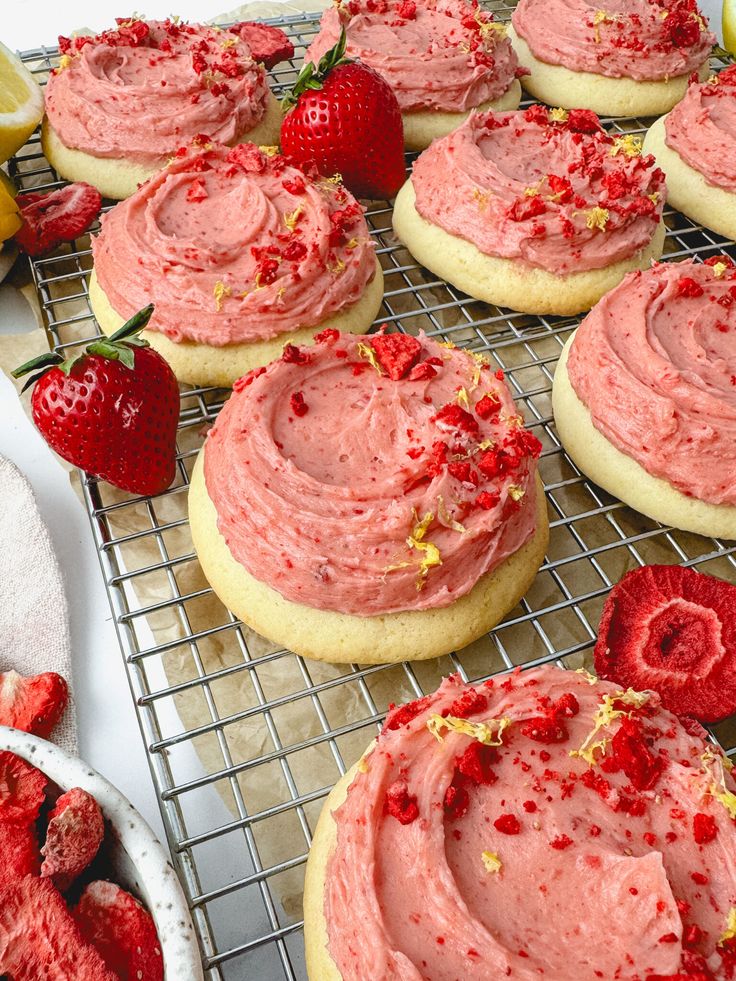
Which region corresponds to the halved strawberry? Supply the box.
[594,565,736,723]
[280,28,405,199]
[41,788,104,890]
[14,182,102,257]
[0,669,68,738]
[74,880,164,981]
[13,305,180,496]
[370,331,421,380]
[0,876,118,980]
[228,21,294,68]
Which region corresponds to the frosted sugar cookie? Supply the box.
[90,142,383,389]
[643,66,736,241]
[189,330,549,663]
[304,663,736,980]
[43,18,281,199]
[305,0,522,151]
[509,0,714,117]
[393,106,665,315]
[553,258,736,540]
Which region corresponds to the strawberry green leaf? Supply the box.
[11,351,63,379]
[20,369,53,394]
[281,27,350,109]
[108,303,154,342]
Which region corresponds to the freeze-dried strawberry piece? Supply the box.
[0,669,68,738]
[14,183,102,257]
[0,751,47,824]
[41,788,104,890]
[370,332,421,380]
[0,823,41,888]
[74,880,163,981]
[0,876,117,980]
[594,565,736,723]
[228,22,295,69]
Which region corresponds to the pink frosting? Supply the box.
[304,0,520,114]
[512,0,714,82]
[92,143,377,346]
[411,108,665,275]
[203,331,543,616]
[45,19,269,165]
[666,66,736,192]
[567,258,736,507]
[324,664,736,980]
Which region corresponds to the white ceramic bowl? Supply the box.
[0,726,204,981]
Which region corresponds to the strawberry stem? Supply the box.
[12,304,156,391]
[281,27,349,110]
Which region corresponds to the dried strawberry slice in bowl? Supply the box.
[594,564,736,723]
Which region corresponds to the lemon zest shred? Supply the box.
[719,908,736,946]
[58,54,73,71]
[583,206,610,232]
[427,714,511,746]
[575,667,598,685]
[346,237,360,249]
[406,510,441,589]
[220,36,237,48]
[213,281,231,311]
[356,341,383,374]
[508,485,525,502]
[610,134,643,157]
[482,851,502,873]
[259,144,279,156]
[456,387,470,409]
[570,689,650,766]
[284,206,303,231]
[549,107,569,122]
[712,261,729,278]
[437,495,466,534]
[358,757,369,773]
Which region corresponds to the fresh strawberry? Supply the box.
[0,669,68,738]
[41,788,104,890]
[594,565,736,723]
[228,21,294,68]
[74,880,164,981]
[13,306,180,496]
[0,876,118,981]
[280,28,405,199]
[13,182,102,257]
[370,330,421,380]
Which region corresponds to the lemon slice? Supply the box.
[725,0,736,56]
[0,41,44,166]
[0,178,19,242]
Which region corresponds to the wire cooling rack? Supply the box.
[9,7,736,978]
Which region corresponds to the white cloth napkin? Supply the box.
[0,454,76,751]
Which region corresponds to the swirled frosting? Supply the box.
[567,258,736,506]
[304,0,521,114]
[92,143,377,346]
[666,66,736,192]
[512,0,714,82]
[411,107,665,275]
[45,19,270,164]
[323,664,736,980]
[203,331,543,615]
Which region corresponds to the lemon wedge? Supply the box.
[725,0,736,55]
[0,177,20,242]
[0,41,44,165]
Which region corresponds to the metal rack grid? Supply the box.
[9,8,736,978]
